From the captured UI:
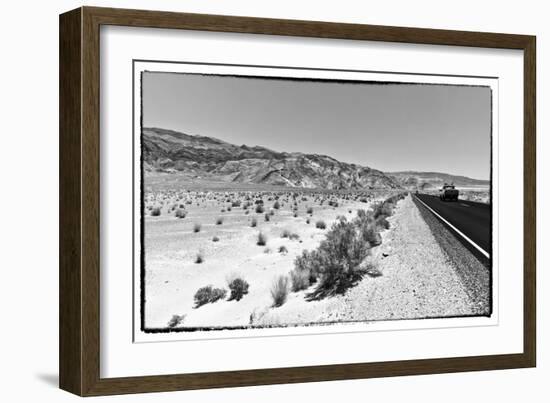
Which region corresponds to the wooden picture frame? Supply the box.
[59,6,536,396]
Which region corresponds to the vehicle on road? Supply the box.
[439,183,459,201]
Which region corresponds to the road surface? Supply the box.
[414,193,491,262]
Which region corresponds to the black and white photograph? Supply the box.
[137,64,494,335]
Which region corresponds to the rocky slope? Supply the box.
[143,127,402,190]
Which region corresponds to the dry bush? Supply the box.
[296,218,370,296]
[167,314,185,328]
[271,275,289,307]
[360,224,382,246]
[175,208,187,218]
[250,217,257,227]
[215,217,224,225]
[212,236,220,242]
[315,220,327,229]
[193,223,201,233]
[290,268,311,292]
[194,286,227,308]
[195,252,204,264]
[227,274,250,301]
[151,207,161,216]
[257,232,267,246]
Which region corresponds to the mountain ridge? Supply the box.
[142,127,487,191]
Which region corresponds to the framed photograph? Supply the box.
[59,6,536,396]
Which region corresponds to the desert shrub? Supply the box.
[212,236,220,242]
[227,206,232,212]
[360,224,382,246]
[273,201,280,210]
[263,247,272,254]
[316,220,327,229]
[306,218,310,224]
[375,216,390,230]
[293,212,298,218]
[151,207,161,216]
[215,217,224,225]
[295,218,370,295]
[289,232,300,241]
[194,286,227,308]
[255,204,265,214]
[245,210,250,215]
[193,223,201,233]
[373,202,393,220]
[227,275,250,301]
[175,208,187,218]
[271,275,289,307]
[306,207,313,214]
[167,314,186,328]
[195,252,204,264]
[269,209,275,216]
[232,200,241,207]
[278,245,288,254]
[281,229,291,238]
[264,213,270,222]
[294,250,320,283]
[353,209,371,227]
[290,268,310,292]
[257,232,267,246]
[250,217,257,227]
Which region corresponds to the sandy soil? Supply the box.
[143,191,370,328]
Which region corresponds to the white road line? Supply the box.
[414,195,490,259]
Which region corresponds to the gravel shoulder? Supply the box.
[412,196,491,316]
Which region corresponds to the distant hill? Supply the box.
[387,171,489,190]
[142,127,402,190]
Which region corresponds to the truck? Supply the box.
[439,183,459,201]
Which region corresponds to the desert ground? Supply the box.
[142,176,489,331]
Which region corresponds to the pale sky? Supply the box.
[142,72,491,180]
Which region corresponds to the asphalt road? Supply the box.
[414,194,491,260]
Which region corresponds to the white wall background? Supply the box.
[0,0,546,401]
